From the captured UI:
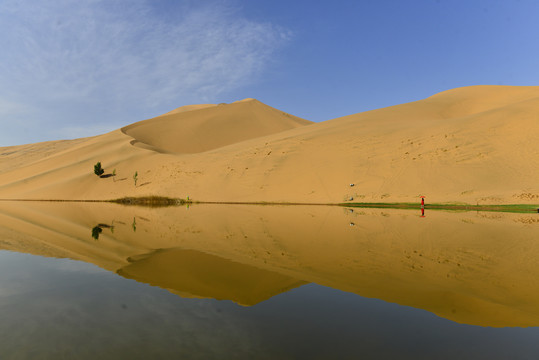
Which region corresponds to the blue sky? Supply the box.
[1,0,538,145]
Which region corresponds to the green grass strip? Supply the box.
[343,202,539,213]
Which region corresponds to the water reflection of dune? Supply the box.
[1,201,539,327]
[118,248,307,306]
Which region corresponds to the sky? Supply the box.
[0,0,538,145]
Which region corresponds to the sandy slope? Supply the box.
[0,85,539,204]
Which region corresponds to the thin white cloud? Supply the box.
[0,0,290,145]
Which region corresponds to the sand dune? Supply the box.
[122,98,311,154]
[0,85,539,204]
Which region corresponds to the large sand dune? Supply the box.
[122,98,311,154]
[0,85,538,204]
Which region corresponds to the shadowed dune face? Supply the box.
[1,201,539,327]
[121,99,312,154]
[1,85,539,204]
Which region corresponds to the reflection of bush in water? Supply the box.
[91,223,114,240]
[91,226,102,240]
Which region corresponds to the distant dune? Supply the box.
[122,98,311,154]
[0,85,538,204]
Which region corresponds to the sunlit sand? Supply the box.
[1,85,538,205]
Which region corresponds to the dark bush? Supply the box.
[94,162,104,177]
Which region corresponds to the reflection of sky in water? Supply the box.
[1,250,539,359]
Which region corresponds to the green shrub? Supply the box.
[94,162,104,177]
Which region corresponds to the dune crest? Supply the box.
[121,98,311,154]
[160,103,217,116]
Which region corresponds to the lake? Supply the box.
[0,201,538,359]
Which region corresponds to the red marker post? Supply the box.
[420,196,425,217]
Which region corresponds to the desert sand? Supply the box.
[0,85,539,204]
[1,201,539,327]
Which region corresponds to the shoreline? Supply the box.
[0,197,538,213]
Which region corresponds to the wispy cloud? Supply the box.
[0,0,290,145]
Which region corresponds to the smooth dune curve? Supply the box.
[121,98,312,154]
[0,86,538,204]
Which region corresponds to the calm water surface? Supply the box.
[0,202,538,359]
